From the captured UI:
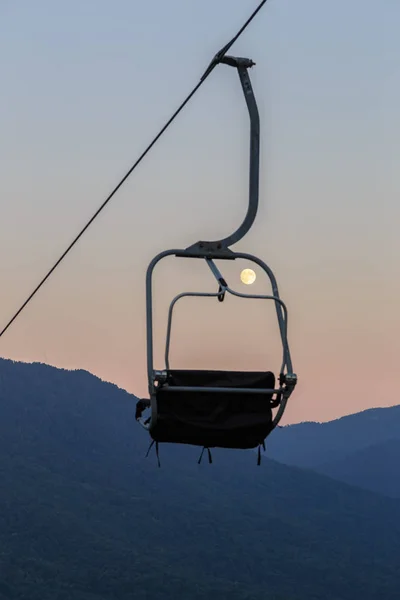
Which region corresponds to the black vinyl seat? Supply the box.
[149,369,276,449]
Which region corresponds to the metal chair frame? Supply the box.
[141,55,297,436]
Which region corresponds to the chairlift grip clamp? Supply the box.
[219,56,256,69]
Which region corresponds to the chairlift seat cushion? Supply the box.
[150,369,275,449]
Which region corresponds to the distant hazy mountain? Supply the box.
[313,438,400,498]
[265,404,400,469]
[0,357,400,600]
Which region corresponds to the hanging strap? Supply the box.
[257,440,266,466]
[145,440,161,467]
[198,446,213,464]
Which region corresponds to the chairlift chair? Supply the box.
[136,56,297,464]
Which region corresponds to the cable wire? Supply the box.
[0,0,268,339]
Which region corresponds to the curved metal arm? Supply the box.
[186,56,260,254]
[165,290,224,370]
[164,286,289,375]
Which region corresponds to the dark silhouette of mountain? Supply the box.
[313,438,400,498]
[1,357,400,599]
[265,405,400,469]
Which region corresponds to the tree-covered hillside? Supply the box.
[0,358,399,599]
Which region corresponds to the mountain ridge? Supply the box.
[1,357,400,599]
[313,437,400,498]
[266,403,400,468]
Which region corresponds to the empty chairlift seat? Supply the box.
[150,369,277,449]
[136,54,298,465]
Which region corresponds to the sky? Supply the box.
[1,0,399,425]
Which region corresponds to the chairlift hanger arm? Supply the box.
[184,55,260,257]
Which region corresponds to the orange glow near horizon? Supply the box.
[1,0,399,426]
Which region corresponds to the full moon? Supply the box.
[240,268,256,285]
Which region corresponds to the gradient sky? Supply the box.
[1,0,399,425]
